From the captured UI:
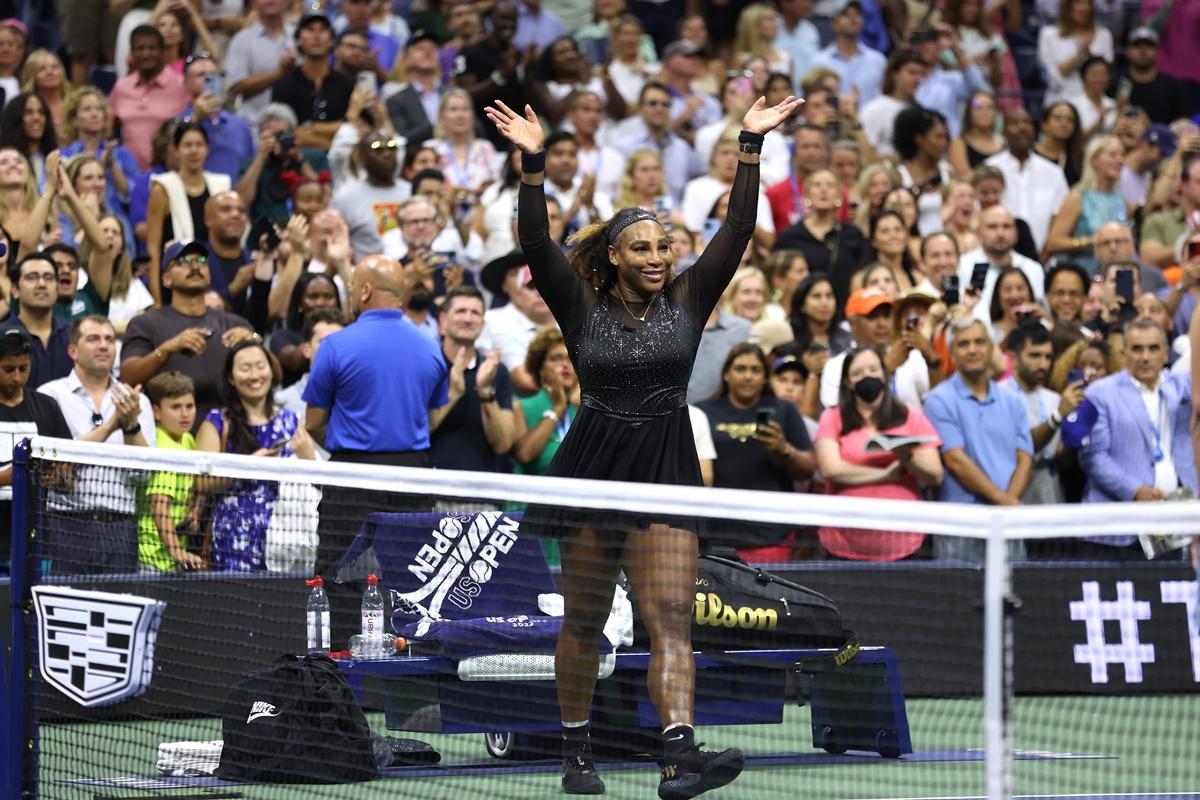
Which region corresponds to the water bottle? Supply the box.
[305,576,330,655]
[361,573,385,655]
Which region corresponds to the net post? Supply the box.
[4,438,32,799]
[983,512,1012,800]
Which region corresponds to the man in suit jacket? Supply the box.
[1080,319,1196,556]
[386,30,441,149]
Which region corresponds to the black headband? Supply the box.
[607,208,661,245]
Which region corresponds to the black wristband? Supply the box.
[122,423,142,436]
[521,150,546,173]
[738,130,765,154]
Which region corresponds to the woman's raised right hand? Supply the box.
[484,101,545,156]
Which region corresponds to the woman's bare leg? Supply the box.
[622,524,698,728]
[556,526,624,722]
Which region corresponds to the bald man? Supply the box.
[202,191,253,308]
[957,205,1046,316]
[304,253,448,639]
[1093,221,1168,294]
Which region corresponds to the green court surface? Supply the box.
[37,695,1200,800]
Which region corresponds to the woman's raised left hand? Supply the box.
[742,95,804,136]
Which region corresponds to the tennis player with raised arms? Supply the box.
[486,92,801,798]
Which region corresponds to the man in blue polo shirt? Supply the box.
[924,317,1032,561]
[305,253,447,462]
[304,253,448,642]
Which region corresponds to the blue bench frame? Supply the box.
[338,645,912,759]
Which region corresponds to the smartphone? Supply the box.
[1066,368,1085,386]
[755,407,775,431]
[1116,77,1133,105]
[248,216,281,252]
[202,72,222,98]
[905,313,920,330]
[356,70,378,96]
[1115,268,1135,306]
[941,275,959,306]
[1187,240,1200,261]
[970,262,989,292]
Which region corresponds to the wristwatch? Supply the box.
[122,423,142,436]
[542,409,560,423]
[478,389,496,403]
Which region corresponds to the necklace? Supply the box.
[618,290,656,322]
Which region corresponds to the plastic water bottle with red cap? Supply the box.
[305,576,330,655]
[361,573,385,657]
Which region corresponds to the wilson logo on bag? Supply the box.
[694,592,779,630]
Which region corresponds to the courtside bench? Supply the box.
[335,512,912,761]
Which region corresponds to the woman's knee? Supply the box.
[642,594,695,639]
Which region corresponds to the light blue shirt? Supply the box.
[614,123,705,205]
[178,107,256,183]
[810,43,888,105]
[512,3,567,52]
[303,309,449,452]
[914,64,989,138]
[924,373,1034,504]
[774,14,821,90]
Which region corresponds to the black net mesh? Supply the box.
[6,448,1198,800]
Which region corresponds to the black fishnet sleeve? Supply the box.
[673,159,759,323]
[517,180,590,334]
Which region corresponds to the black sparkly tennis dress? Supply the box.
[515,159,759,538]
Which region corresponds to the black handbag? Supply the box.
[215,654,377,784]
[692,551,859,673]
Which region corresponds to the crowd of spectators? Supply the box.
[0,0,1197,575]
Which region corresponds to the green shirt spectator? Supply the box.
[137,427,197,572]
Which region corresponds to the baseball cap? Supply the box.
[845,286,894,318]
[771,354,804,376]
[662,40,702,60]
[0,328,33,358]
[406,29,439,49]
[296,13,333,33]
[162,240,208,267]
[838,1,865,16]
[1060,397,1098,449]
[1127,26,1159,46]
[1143,124,1177,158]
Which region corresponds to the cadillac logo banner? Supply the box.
[32,586,166,707]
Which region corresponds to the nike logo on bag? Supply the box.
[247,701,281,723]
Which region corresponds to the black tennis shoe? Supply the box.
[562,748,605,795]
[657,743,744,800]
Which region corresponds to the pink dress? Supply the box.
[815,406,941,562]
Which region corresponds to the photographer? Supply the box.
[234,104,318,228]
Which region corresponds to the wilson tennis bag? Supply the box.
[691,551,859,672]
[215,654,377,784]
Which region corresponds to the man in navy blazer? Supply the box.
[385,31,442,149]
[1080,319,1196,556]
